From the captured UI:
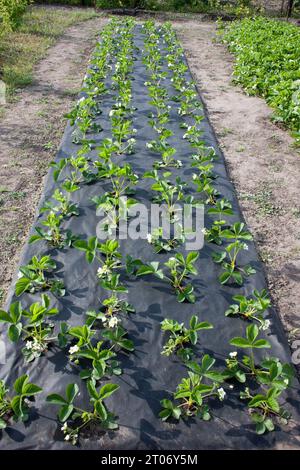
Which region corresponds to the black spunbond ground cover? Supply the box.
[1,24,300,450]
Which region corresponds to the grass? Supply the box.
[292,208,300,219]
[0,6,99,100]
[240,183,283,217]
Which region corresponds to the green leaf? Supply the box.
[136,265,155,276]
[253,339,271,349]
[66,383,79,403]
[11,396,23,419]
[189,330,198,345]
[10,302,23,323]
[79,369,92,380]
[73,240,88,251]
[212,252,226,264]
[77,350,98,360]
[95,401,107,421]
[236,370,246,383]
[247,324,259,343]
[154,269,164,280]
[160,399,173,410]
[159,408,172,421]
[264,418,275,432]
[86,251,95,264]
[99,383,119,400]
[256,422,266,435]
[15,278,31,296]
[0,310,12,323]
[46,394,68,405]
[202,410,211,421]
[186,252,199,264]
[0,418,7,429]
[177,291,186,303]
[8,323,22,342]
[197,321,213,331]
[269,362,281,381]
[59,404,74,422]
[172,407,182,420]
[189,315,198,329]
[248,395,266,408]
[14,375,28,394]
[23,383,43,396]
[186,361,202,375]
[202,354,215,372]
[219,271,232,284]
[229,337,251,348]
[87,381,99,400]
[231,271,243,285]
[29,234,42,244]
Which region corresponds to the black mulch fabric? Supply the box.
[1,25,300,450]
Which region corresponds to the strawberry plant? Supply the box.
[160,355,225,422]
[146,128,181,169]
[182,120,204,145]
[220,222,253,242]
[41,188,79,219]
[0,295,58,362]
[161,315,213,361]
[240,387,292,435]
[92,194,137,235]
[225,289,271,330]
[15,255,65,297]
[86,295,135,328]
[0,375,42,430]
[73,238,139,294]
[229,324,271,376]
[205,199,234,245]
[74,238,122,281]
[51,155,91,187]
[212,240,256,286]
[135,252,199,303]
[66,325,125,381]
[146,227,185,254]
[223,17,300,144]
[111,115,136,155]
[144,170,188,223]
[29,212,77,248]
[47,382,119,445]
[94,162,139,198]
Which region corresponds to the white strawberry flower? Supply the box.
[217,388,226,401]
[69,345,79,355]
[262,320,270,330]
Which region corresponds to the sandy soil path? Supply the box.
[0,16,107,305]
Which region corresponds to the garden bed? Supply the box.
[0,19,299,450]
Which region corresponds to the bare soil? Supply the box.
[173,19,300,345]
[0,15,107,306]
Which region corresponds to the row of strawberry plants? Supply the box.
[0,18,141,445]
[139,21,295,436]
[44,18,139,444]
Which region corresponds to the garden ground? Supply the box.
[0,6,299,353]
